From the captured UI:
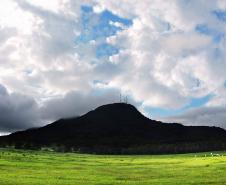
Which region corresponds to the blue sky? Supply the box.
[196,24,224,43]
[76,5,220,119]
[77,6,132,58]
[1,0,226,132]
[213,10,226,22]
[146,94,213,118]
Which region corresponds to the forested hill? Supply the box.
[0,103,226,154]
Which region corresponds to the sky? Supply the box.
[1,0,226,134]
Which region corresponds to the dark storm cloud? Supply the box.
[40,89,121,122]
[1,81,226,133]
[0,84,39,132]
[1,0,226,133]
[163,106,226,129]
[0,83,126,132]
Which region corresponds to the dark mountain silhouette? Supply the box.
[0,103,226,154]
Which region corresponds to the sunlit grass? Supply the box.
[0,149,225,185]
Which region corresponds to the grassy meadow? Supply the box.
[0,149,225,185]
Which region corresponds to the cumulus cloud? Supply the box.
[0,0,226,131]
[0,0,96,97]
[104,0,226,108]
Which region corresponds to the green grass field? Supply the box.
[0,149,225,185]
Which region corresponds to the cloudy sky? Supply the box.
[1,0,226,134]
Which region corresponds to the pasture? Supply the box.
[0,149,225,185]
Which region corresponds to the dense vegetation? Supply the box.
[0,149,225,185]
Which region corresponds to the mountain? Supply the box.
[0,103,226,154]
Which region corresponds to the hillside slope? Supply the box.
[0,103,226,154]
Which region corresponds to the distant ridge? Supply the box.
[0,103,226,154]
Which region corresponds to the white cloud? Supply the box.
[103,0,226,108]
[0,0,96,97]
[1,0,226,131]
